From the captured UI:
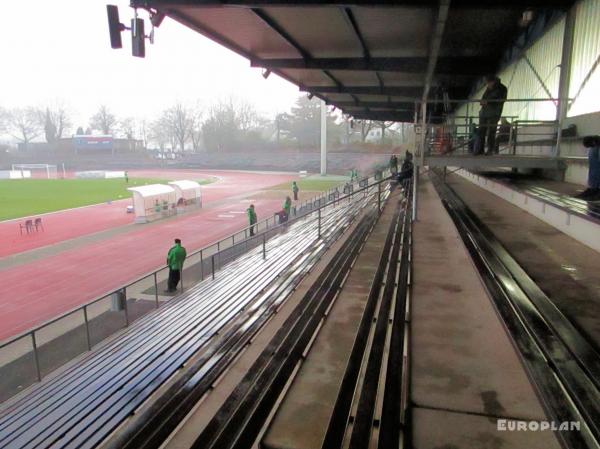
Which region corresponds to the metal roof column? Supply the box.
[321,99,327,176]
[555,7,576,158]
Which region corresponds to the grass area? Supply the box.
[197,177,217,185]
[0,178,167,221]
[267,179,343,192]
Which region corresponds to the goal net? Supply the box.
[11,164,59,179]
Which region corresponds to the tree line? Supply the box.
[0,96,410,152]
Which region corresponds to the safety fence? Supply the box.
[0,171,391,402]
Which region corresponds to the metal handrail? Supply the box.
[0,173,390,355]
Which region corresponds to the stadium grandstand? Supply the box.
[1,1,600,449]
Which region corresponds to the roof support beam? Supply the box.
[333,101,414,109]
[422,0,450,102]
[251,9,310,60]
[143,1,574,9]
[303,85,423,97]
[342,8,370,59]
[250,57,494,74]
[349,111,414,122]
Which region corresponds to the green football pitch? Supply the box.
[0,178,168,221]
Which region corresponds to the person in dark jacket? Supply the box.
[397,151,414,182]
[575,135,600,200]
[478,75,508,155]
[165,238,187,293]
[389,154,399,174]
[292,181,299,201]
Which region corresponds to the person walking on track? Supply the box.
[165,238,187,293]
[247,204,257,236]
[292,181,299,201]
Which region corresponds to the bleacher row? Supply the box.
[0,182,389,449]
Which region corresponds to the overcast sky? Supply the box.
[0,0,302,129]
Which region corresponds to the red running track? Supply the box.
[0,170,296,340]
[0,170,293,258]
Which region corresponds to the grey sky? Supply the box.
[0,0,301,129]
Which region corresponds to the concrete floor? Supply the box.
[447,174,600,351]
[410,179,560,449]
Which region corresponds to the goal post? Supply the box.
[11,164,59,179]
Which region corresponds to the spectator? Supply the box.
[495,118,512,154]
[283,196,292,222]
[247,204,257,236]
[478,74,507,155]
[125,171,129,183]
[389,154,399,174]
[575,135,600,200]
[165,238,187,293]
[292,181,299,201]
[397,151,414,183]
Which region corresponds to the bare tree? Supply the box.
[149,117,169,151]
[138,119,149,149]
[36,104,72,143]
[356,120,375,143]
[90,105,117,135]
[0,107,7,134]
[376,121,394,143]
[161,103,195,151]
[190,109,203,152]
[7,107,41,144]
[119,117,136,139]
[237,100,261,132]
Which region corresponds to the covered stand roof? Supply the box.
[128,184,176,197]
[168,180,202,198]
[133,0,574,122]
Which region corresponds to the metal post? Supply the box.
[123,287,129,326]
[262,234,267,260]
[377,182,382,212]
[154,272,159,307]
[318,208,322,238]
[200,250,204,280]
[320,99,327,175]
[211,255,215,280]
[412,167,418,222]
[180,269,184,293]
[555,6,576,158]
[31,332,41,381]
[83,306,92,350]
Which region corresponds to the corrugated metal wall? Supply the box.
[568,0,600,117]
[499,17,564,121]
[451,0,600,126]
[452,18,564,125]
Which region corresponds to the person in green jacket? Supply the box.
[165,238,187,293]
[292,181,299,201]
[282,196,292,222]
[247,204,257,236]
